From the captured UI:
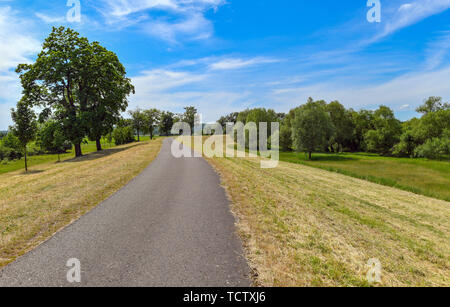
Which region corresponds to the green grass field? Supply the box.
[0,136,152,175]
[279,151,450,201]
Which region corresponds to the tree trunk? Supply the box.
[96,138,102,151]
[150,128,153,140]
[137,129,140,142]
[309,151,312,160]
[74,143,82,157]
[24,147,28,172]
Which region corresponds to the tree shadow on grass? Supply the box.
[63,142,146,163]
[19,169,45,175]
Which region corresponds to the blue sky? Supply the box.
[1,0,450,129]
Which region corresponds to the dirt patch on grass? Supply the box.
[0,139,163,267]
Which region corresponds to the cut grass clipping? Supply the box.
[182,136,450,286]
[0,139,162,268]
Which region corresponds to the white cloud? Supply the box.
[399,104,411,110]
[0,7,40,129]
[209,57,280,71]
[129,68,251,122]
[270,66,450,115]
[98,0,225,42]
[35,12,66,24]
[373,0,450,41]
[425,31,450,70]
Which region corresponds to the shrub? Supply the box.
[1,132,21,151]
[113,126,135,145]
[36,121,72,154]
[414,137,450,159]
[0,145,22,161]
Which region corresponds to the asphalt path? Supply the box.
[0,138,250,287]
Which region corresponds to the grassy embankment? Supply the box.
[0,137,162,267]
[187,135,450,286]
[279,151,450,202]
[0,136,152,175]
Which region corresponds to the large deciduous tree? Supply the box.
[291,98,335,160]
[85,42,135,151]
[16,27,134,156]
[16,27,90,157]
[364,106,402,155]
[128,107,145,142]
[326,101,354,152]
[183,106,198,134]
[10,99,38,172]
[143,109,161,140]
[159,111,175,136]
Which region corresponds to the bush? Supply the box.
[0,145,22,161]
[1,132,21,151]
[36,121,72,154]
[113,126,135,145]
[414,137,450,159]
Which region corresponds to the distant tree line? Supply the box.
[218,96,449,160]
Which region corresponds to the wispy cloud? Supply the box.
[424,31,450,70]
[35,12,66,24]
[209,57,280,71]
[270,65,450,115]
[98,0,225,43]
[372,0,450,41]
[129,67,251,121]
[0,6,40,127]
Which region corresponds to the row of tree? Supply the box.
[218,96,449,160]
[125,106,199,140]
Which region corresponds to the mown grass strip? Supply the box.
[0,138,162,267]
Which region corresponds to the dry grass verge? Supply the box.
[207,155,449,287]
[0,139,163,267]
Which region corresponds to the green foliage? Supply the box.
[414,131,450,159]
[279,124,293,152]
[85,41,134,149]
[291,98,335,159]
[128,108,146,141]
[112,126,135,146]
[364,106,402,155]
[1,132,21,151]
[36,120,72,154]
[412,109,450,143]
[16,27,133,157]
[183,106,198,133]
[392,131,417,157]
[416,96,449,114]
[349,109,375,152]
[159,111,175,136]
[218,112,239,131]
[326,101,354,152]
[143,109,161,139]
[0,145,22,161]
[10,100,37,149]
[236,109,251,124]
